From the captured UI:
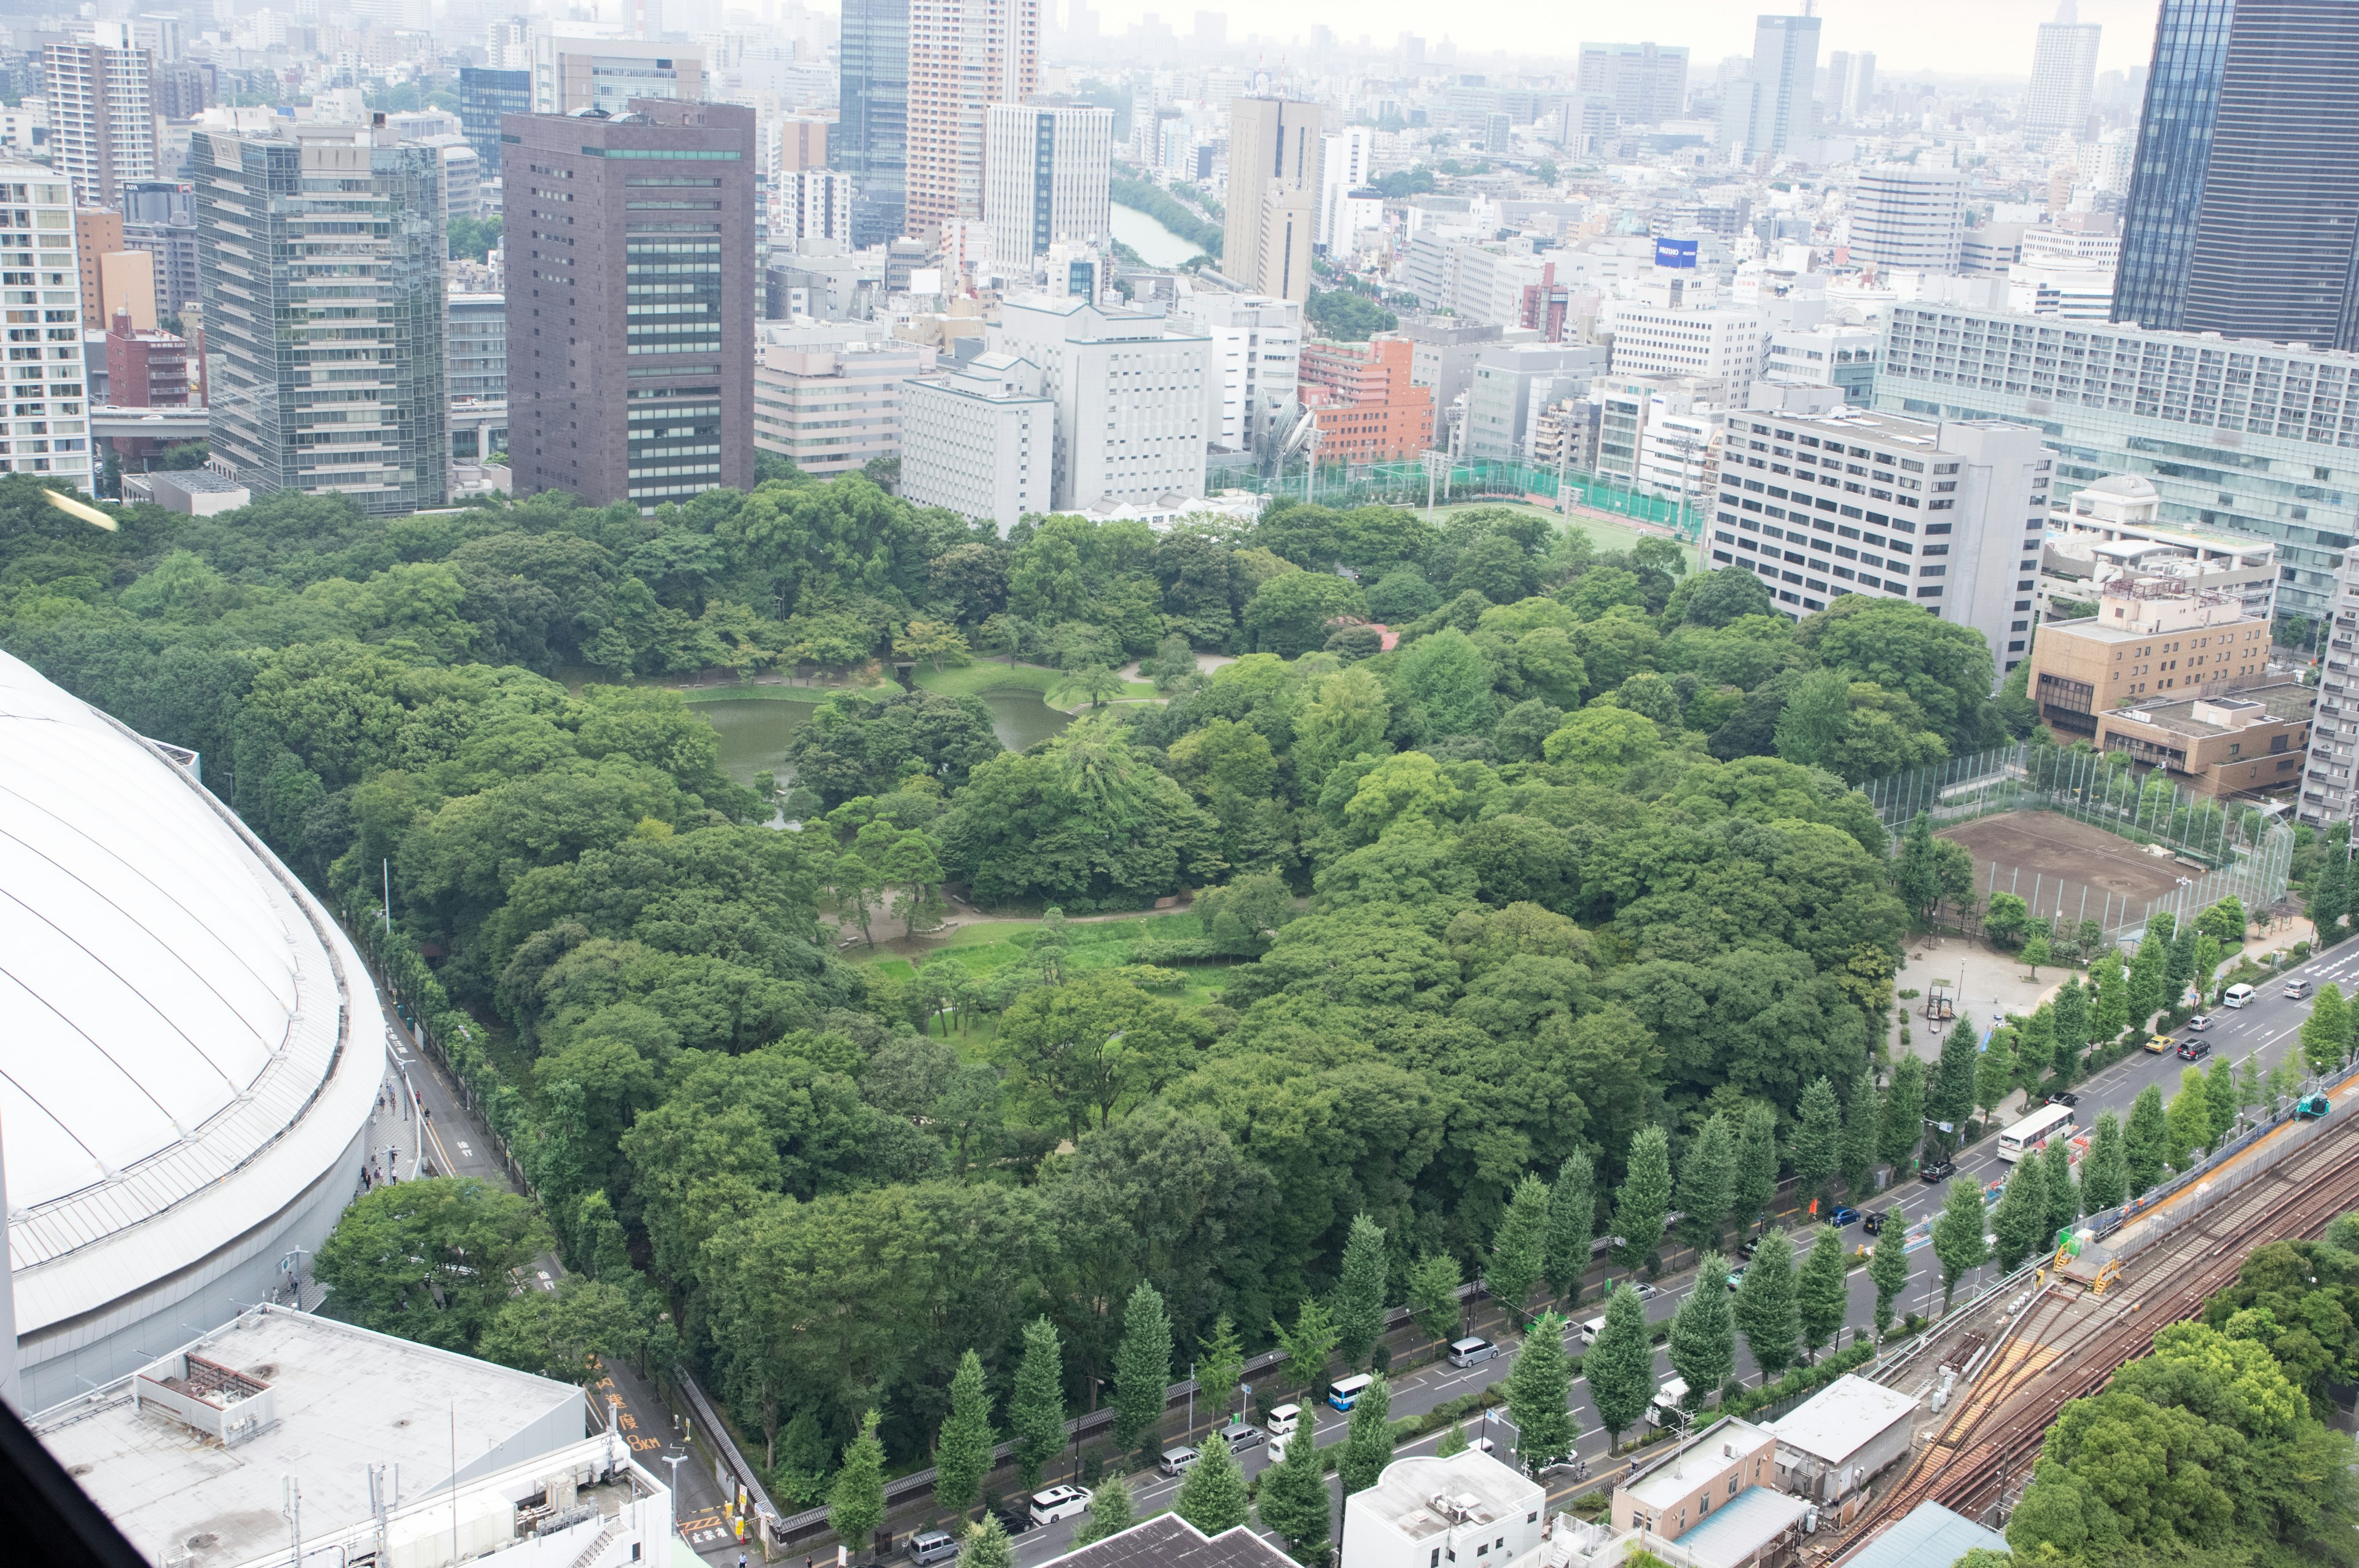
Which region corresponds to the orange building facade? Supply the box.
[1298,335,1434,462]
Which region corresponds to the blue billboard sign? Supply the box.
[1654,237,1699,270]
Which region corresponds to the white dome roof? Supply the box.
[0,650,381,1337]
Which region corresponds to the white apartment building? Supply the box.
[0,163,91,488]
[1715,385,2053,672]
[1319,125,1375,251]
[43,23,156,208]
[1178,292,1301,456]
[2025,6,2102,142]
[754,329,934,476]
[1766,321,1879,401]
[1848,163,1966,272]
[2302,544,2359,824]
[899,351,1054,531]
[1593,372,1723,491]
[993,294,1211,511]
[984,102,1114,274]
[1344,1450,1546,1568]
[1607,300,1766,404]
[1466,341,1609,462]
[2006,258,2113,320]
[777,168,855,246]
[2043,474,2279,622]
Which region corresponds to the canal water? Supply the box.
[698,690,1073,786]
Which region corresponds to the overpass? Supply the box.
[92,405,208,440]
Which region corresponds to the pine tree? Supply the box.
[957,1514,1014,1568]
[1196,1314,1245,1432]
[1611,1125,1673,1271]
[2124,1083,2168,1198]
[1255,1414,1331,1565]
[1543,1150,1595,1303]
[1504,1314,1576,1471]
[829,1410,887,1559]
[2205,1058,2238,1144]
[1930,1179,1988,1314]
[1111,1282,1173,1453]
[2164,1065,2211,1171]
[1674,1117,1735,1251]
[2304,984,2350,1077]
[933,1349,995,1513]
[1406,1252,1463,1344]
[1990,1156,2047,1274]
[1009,1317,1066,1491]
[1880,1055,1928,1169]
[1839,1085,1879,1198]
[1792,1078,1841,1212]
[2312,851,2350,944]
[1337,1376,1395,1495]
[1795,1226,1848,1362]
[1273,1297,1340,1399]
[1732,1229,1799,1379]
[1731,1102,1780,1239]
[1069,1476,1132,1549]
[1930,1020,1979,1152]
[2079,1110,2127,1213]
[1173,1432,1250,1535]
[1868,1201,1910,1337]
[1668,1254,1735,1411]
[1488,1174,1551,1324]
[1334,1214,1389,1371]
[2040,1136,2080,1252]
[1586,1284,1654,1448]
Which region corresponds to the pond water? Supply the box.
[698,688,1073,786]
[1111,201,1207,268]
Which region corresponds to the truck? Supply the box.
[1648,1377,1690,1428]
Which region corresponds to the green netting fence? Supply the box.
[1234,456,1700,537]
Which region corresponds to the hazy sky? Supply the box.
[1082,0,2166,80]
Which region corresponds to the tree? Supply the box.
[1505,1313,1576,1472]
[1112,1281,1174,1453]
[957,1515,1014,1568]
[1839,1086,1879,1200]
[1337,1373,1397,1494]
[1930,1177,1990,1314]
[1437,1420,1468,1457]
[478,1278,647,1384]
[1975,1028,2018,1128]
[2052,979,2090,1078]
[1791,1078,1842,1212]
[1733,1229,1800,1379]
[1256,1412,1332,1564]
[1586,1284,1655,1449]
[1009,1317,1067,1491]
[2021,929,2052,974]
[2080,1111,2128,1214]
[1731,1102,1780,1239]
[314,1176,549,1354]
[1668,1254,1737,1411]
[896,618,971,673]
[2038,1136,2079,1255]
[2205,1058,2238,1144]
[2127,931,2169,1029]
[2124,1083,2168,1199]
[1991,1156,2048,1274]
[934,1349,995,1513]
[1073,663,1127,709]
[1275,1297,1341,1398]
[1796,1226,1848,1362]
[881,829,947,939]
[2089,948,2130,1041]
[2304,983,2350,1077]
[2165,1064,2212,1172]
[1868,1201,1910,1337]
[1674,1116,1736,1251]
[1611,1125,1673,1270]
[1335,1214,1390,1371]
[2194,895,2246,946]
[1407,1252,1463,1344]
[1173,1432,1250,1535]
[1985,891,2030,948]
[1243,571,1366,657]
[829,1410,886,1559]
[1880,1056,1927,1170]
[1196,1314,1245,1430]
[1070,1476,1133,1548]
[1544,1149,1596,1303]
[1930,1020,1979,1153]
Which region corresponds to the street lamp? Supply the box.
[662,1450,687,1542]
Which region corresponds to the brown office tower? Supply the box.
[904,0,1040,238]
[506,98,756,508]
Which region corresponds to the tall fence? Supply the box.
[1863,739,2296,943]
[1236,454,1700,537]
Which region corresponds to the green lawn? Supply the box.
[912,661,1159,710]
[845,912,1238,1018]
[1432,500,1701,569]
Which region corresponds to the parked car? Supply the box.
[1829,1206,1861,1227]
[2177,1037,2213,1062]
[1029,1487,1092,1527]
[1266,1404,1301,1438]
[1737,1235,1766,1259]
[993,1509,1035,1539]
[909,1532,961,1566]
[1220,1424,1265,1453]
[2143,1032,2174,1055]
[1861,1210,1887,1235]
[1920,1159,1958,1184]
[1725,1266,1747,1292]
[1447,1336,1497,1368]
[1158,1447,1199,1477]
[2047,1092,2079,1109]
[1632,1282,1663,1302]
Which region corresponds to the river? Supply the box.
[1111,202,1210,268]
[697,689,1073,787]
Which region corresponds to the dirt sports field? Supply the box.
[1940,810,2194,916]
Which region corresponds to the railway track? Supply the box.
[1826,1120,2359,1561]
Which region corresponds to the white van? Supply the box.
[1158,1446,1199,1477]
[1581,1314,1608,1346]
[2224,983,2257,1009]
[1647,1376,1690,1427]
[2287,977,2312,1000]
[1447,1336,1496,1368]
[1266,1403,1301,1438]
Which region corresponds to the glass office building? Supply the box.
[458,66,530,176]
[839,0,907,246]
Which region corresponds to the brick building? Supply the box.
[1297,335,1433,462]
[105,306,192,405]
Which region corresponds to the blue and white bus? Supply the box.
[1328,1373,1374,1411]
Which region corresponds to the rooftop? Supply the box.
[143,467,249,494]
[1621,1419,1777,1511]
[34,1306,584,1568]
[1042,1512,1294,1568]
[1843,1500,2011,1568]
[1765,1374,1918,1466]
[1355,1449,1543,1542]
[1669,1486,1812,1568]
[2112,680,2314,736]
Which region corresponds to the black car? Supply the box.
[2047,1092,2079,1109]
[1920,1159,1958,1184]
[2177,1037,2213,1062]
[993,1510,1035,1538]
[1862,1210,1887,1235]
[1737,1235,1766,1259]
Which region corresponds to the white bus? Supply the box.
[1998,1102,2077,1163]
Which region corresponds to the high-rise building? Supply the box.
[106,305,191,405]
[2025,1,2102,141]
[1223,98,1323,304]
[1318,125,1375,251]
[0,164,91,487]
[447,292,506,404]
[1576,42,1689,124]
[1845,52,1876,121]
[503,99,756,509]
[1824,51,1850,114]
[2301,544,2359,822]
[983,101,1112,271]
[1848,163,1968,271]
[1299,336,1434,463]
[1716,389,2054,671]
[777,168,856,246]
[1464,341,1609,461]
[840,0,909,244]
[195,124,444,512]
[458,66,530,176]
[44,24,158,208]
[72,209,122,328]
[2116,0,2359,350]
[1718,12,1821,162]
[777,115,829,172]
[906,0,1042,238]
[530,36,704,115]
[1608,299,1767,402]
[992,294,1210,512]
